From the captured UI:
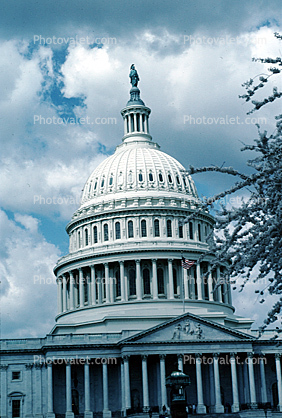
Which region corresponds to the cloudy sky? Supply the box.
[0,0,281,339]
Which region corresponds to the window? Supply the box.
[129,269,136,296]
[143,268,151,295]
[84,276,88,304]
[176,175,180,185]
[173,268,178,295]
[88,182,92,192]
[12,371,21,381]
[198,223,202,241]
[115,222,121,240]
[104,224,109,241]
[93,226,98,243]
[139,172,143,182]
[109,176,113,186]
[167,220,172,237]
[94,181,97,190]
[12,400,21,418]
[178,222,183,238]
[115,270,121,297]
[183,176,187,187]
[141,220,147,237]
[101,178,105,188]
[154,219,160,237]
[149,172,153,182]
[168,174,173,183]
[159,172,163,182]
[128,171,133,183]
[128,220,134,238]
[157,268,164,294]
[189,222,193,240]
[85,229,89,246]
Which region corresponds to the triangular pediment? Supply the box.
[121,312,254,344]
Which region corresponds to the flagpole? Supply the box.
[182,265,185,313]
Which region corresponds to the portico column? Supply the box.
[47,363,55,418]
[121,360,126,415]
[207,268,214,301]
[136,260,142,300]
[66,362,74,418]
[247,353,257,409]
[57,277,63,314]
[230,353,240,412]
[196,263,203,300]
[62,274,67,312]
[168,259,174,299]
[178,354,183,372]
[69,271,74,310]
[34,363,43,417]
[259,355,267,404]
[103,363,111,418]
[0,365,8,418]
[84,363,93,418]
[104,263,110,303]
[159,355,167,407]
[79,268,84,307]
[195,354,206,414]
[152,259,158,299]
[123,356,131,410]
[25,364,33,417]
[91,265,96,305]
[275,354,282,412]
[213,353,224,413]
[216,266,222,302]
[120,261,126,302]
[142,356,149,411]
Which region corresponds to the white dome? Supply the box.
[80,139,198,209]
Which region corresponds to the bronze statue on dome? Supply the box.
[129,64,139,87]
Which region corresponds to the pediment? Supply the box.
[121,312,254,344]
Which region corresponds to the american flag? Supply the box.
[181,257,196,270]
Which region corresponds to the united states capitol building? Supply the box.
[1,67,282,418]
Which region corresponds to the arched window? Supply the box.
[157,268,164,294]
[167,220,172,237]
[143,268,150,295]
[84,275,88,304]
[183,176,187,187]
[85,229,89,246]
[154,219,160,237]
[78,231,81,248]
[149,172,153,182]
[178,222,183,238]
[189,222,193,240]
[129,269,136,296]
[141,220,147,237]
[176,175,180,185]
[93,226,98,243]
[128,220,134,238]
[101,178,105,188]
[115,222,121,240]
[109,176,113,186]
[159,172,163,182]
[198,223,202,241]
[168,174,173,183]
[128,171,133,183]
[94,181,97,190]
[104,224,109,241]
[139,172,143,182]
[173,268,178,295]
[115,270,121,298]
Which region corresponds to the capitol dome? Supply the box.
[52,68,239,336]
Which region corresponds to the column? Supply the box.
[74,272,78,307]
[247,353,257,408]
[47,363,55,418]
[0,365,8,418]
[207,269,214,301]
[109,269,114,303]
[230,353,240,412]
[213,353,224,413]
[57,277,63,314]
[136,260,142,300]
[144,115,148,134]
[123,356,131,410]
[195,354,206,414]
[275,354,282,412]
[97,270,102,304]
[216,266,222,302]
[79,268,84,307]
[133,113,137,132]
[142,356,149,411]
[168,259,174,299]
[124,115,127,135]
[121,360,126,415]
[103,363,112,418]
[160,355,167,408]
[104,263,110,303]
[62,274,67,312]
[128,115,132,133]
[69,271,74,310]
[84,363,93,418]
[66,363,74,418]
[178,354,183,372]
[208,363,215,408]
[259,355,267,404]
[119,261,126,302]
[152,259,158,299]
[25,364,33,417]
[196,263,203,300]
[183,269,189,299]
[34,363,43,417]
[91,265,96,306]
